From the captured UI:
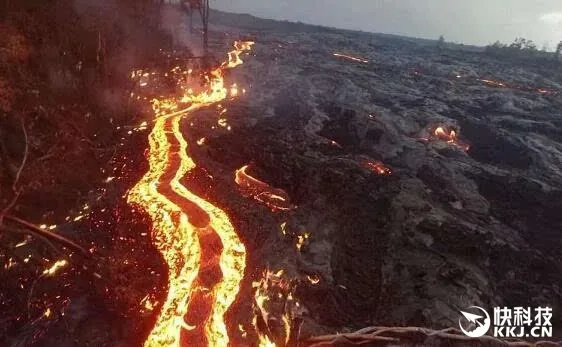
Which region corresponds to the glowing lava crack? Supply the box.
[128,41,254,347]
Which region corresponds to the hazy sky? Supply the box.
[213,0,562,49]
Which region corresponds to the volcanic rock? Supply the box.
[200,10,562,339]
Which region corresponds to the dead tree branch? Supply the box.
[287,317,303,347]
[0,189,19,226]
[0,117,27,226]
[12,116,28,192]
[1,223,63,257]
[3,215,90,256]
[303,326,561,347]
[0,118,91,259]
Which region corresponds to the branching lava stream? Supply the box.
[128,41,254,347]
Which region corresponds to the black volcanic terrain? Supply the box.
[1,4,561,346]
[202,9,562,339]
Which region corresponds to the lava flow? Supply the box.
[434,126,457,143]
[433,126,470,151]
[362,160,392,175]
[418,125,470,152]
[252,270,299,346]
[479,78,507,88]
[333,52,369,63]
[235,165,293,212]
[128,41,254,347]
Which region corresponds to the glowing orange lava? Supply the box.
[42,260,68,276]
[432,126,470,151]
[333,53,369,63]
[252,270,296,346]
[235,165,293,212]
[479,78,507,88]
[434,126,457,143]
[128,41,254,347]
[362,160,392,175]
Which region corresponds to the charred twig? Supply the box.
[287,317,303,347]
[0,117,27,226]
[1,223,64,257]
[12,116,28,192]
[26,274,40,319]
[0,190,19,226]
[64,118,102,149]
[306,335,399,347]
[303,326,562,346]
[3,215,90,256]
[0,241,35,269]
[35,138,63,162]
[0,122,18,181]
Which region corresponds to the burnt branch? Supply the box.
[3,215,90,256]
[0,125,17,181]
[287,317,303,347]
[303,326,561,346]
[0,224,63,257]
[0,189,19,227]
[0,117,27,226]
[12,116,28,192]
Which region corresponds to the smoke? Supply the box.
[160,5,204,56]
[38,0,207,114]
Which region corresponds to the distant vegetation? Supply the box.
[485,37,562,61]
[436,35,445,50]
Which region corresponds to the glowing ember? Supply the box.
[430,126,470,151]
[280,222,287,235]
[218,118,228,127]
[230,84,239,97]
[329,140,342,148]
[257,333,277,347]
[222,41,255,69]
[140,294,158,312]
[15,239,30,248]
[434,126,456,142]
[42,260,68,276]
[5,257,17,270]
[128,41,254,347]
[235,165,293,212]
[296,233,309,251]
[306,274,320,285]
[362,160,392,175]
[252,270,298,346]
[479,78,507,87]
[333,53,369,63]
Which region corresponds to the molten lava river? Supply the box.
[127,41,258,347]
